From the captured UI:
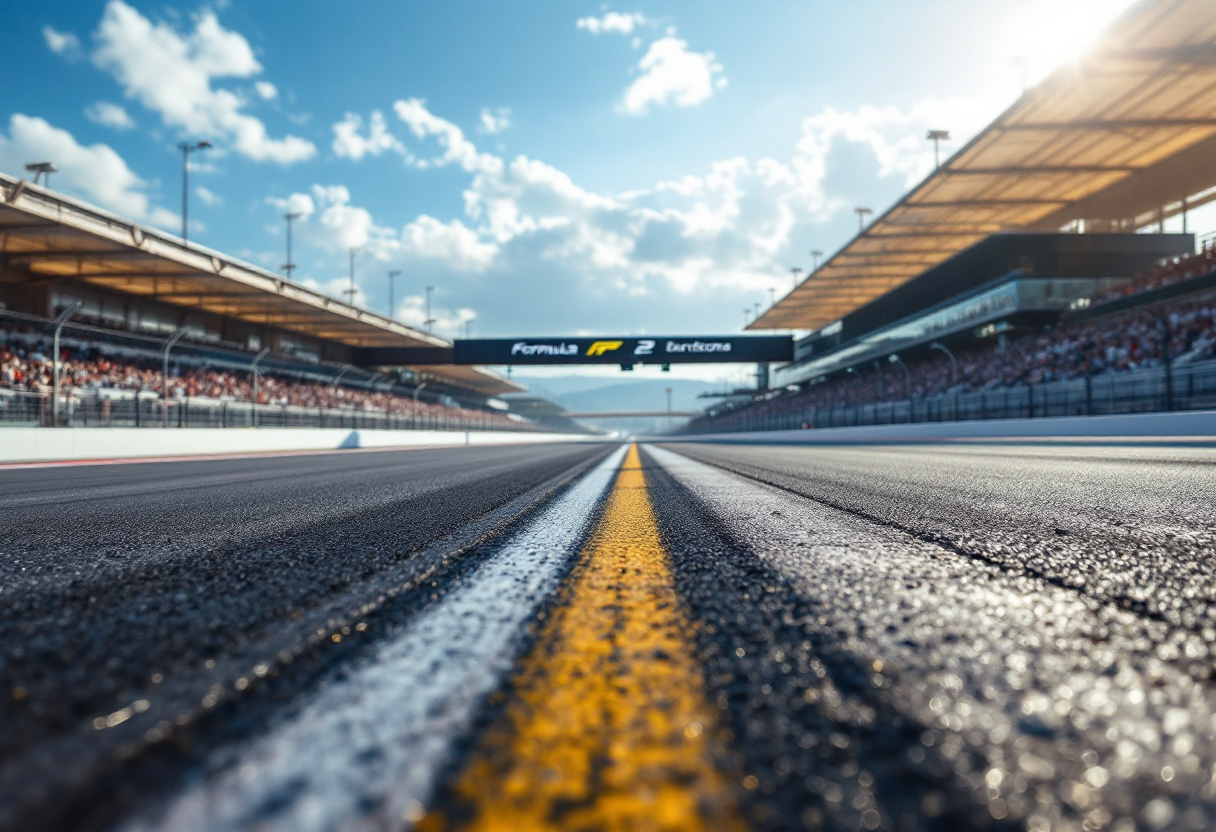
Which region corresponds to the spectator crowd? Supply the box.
[1091,239,1216,305]
[692,250,1216,430]
[1,332,523,428]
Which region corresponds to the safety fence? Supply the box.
[684,358,1216,434]
[0,390,540,433]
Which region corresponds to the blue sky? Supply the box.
[0,0,1140,382]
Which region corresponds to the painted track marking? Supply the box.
[420,444,743,832]
[119,445,628,832]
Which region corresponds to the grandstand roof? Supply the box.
[0,172,520,396]
[754,0,1216,332]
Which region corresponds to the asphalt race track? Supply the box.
[2,440,1215,831]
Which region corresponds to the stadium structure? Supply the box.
[694,0,1216,432]
[0,169,551,432]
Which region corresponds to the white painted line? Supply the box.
[120,444,627,832]
[0,442,472,471]
[644,445,1216,816]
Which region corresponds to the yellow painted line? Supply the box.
[418,444,744,832]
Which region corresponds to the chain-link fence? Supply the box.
[0,389,540,432]
[684,358,1216,434]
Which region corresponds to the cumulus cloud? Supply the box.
[332,110,401,160]
[576,12,650,35]
[85,100,135,130]
[401,216,497,271]
[311,184,399,258]
[394,293,475,337]
[43,26,81,58]
[620,38,726,115]
[91,1,315,164]
[477,107,511,135]
[266,94,1002,336]
[195,185,221,205]
[0,114,175,227]
[265,191,316,220]
[392,98,500,174]
[797,94,1006,191]
[254,80,277,100]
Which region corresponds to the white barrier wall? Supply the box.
[665,409,1216,445]
[0,428,590,464]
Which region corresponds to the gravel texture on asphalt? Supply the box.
[653,442,1216,832]
[5,439,1216,832]
[0,443,610,832]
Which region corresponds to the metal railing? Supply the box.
[0,390,539,433]
[684,358,1216,434]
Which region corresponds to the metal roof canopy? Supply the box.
[0,172,520,396]
[754,0,1216,332]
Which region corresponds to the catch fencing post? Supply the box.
[50,301,82,427]
[161,326,189,427]
[1160,317,1174,411]
[251,347,270,427]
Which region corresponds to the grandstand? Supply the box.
[0,170,553,432]
[696,0,1216,433]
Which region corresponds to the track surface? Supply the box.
[2,440,1214,831]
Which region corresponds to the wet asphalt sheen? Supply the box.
[2,440,1215,832]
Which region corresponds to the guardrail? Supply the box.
[684,358,1216,434]
[0,390,539,433]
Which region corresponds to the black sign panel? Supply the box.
[453,336,792,365]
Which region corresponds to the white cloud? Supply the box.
[85,101,135,131]
[332,110,402,160]
[576,12,650,35]
[477,107,512,135]
[91,1,315,164]
[43,26,81,58]
[796,93,1006,191]
[392,98,500,174]
[401,216,497,271]
[394,294,474,338]
[310,184,399,258]
[258,94,1006,337]
[0,114,175,227]
[195,185,221,205]
[265,192,316,220]
[254,80,277,100]
[620,38,726,115]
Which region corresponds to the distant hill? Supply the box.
[510,376,722,435]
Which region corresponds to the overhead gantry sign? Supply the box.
[452,335,793,365]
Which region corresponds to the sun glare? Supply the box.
[1005,0,1140,87]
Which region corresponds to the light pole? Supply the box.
[926,129,950,169]
[744,308,753,327]
[811,250,823,272]
[464,316,475,339]
[424,286,436,333]
[331,363,353,392]
[753,302,761,322]
[251,347,270,426]
[50,300,81,426]
[889,353,912,400]
[177,141,212,244]
[930,341,957,389]
[413,379,428,423]
[855,207,873,234]
[387,270,401,319]
[282,212,302,279]
[769,287,777,308]
[161,325,190,425]
[791,267,802,290]
[345,248,361,305]
[665,386,672,414]
[24,161,57,188]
